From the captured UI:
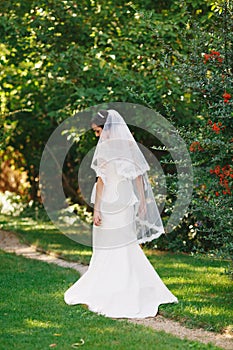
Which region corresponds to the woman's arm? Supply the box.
[135,175,146,218]
[93,176,104,226]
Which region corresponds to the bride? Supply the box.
[64,109,178,318]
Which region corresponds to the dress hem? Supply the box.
[65,298,178,319]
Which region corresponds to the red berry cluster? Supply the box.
[210,164,233,195]
[189,141,204,152]
[222,91,231,103]
[203,50,223,64]
[207,120,225,134]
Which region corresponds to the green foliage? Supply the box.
[146,2,233,271]
[0,0,214,199]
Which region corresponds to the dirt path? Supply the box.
[0,229,232,350]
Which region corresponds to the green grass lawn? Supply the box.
[0,250,223,350]
[0,212,232,335]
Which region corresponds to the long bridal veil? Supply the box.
[90,109,165,246]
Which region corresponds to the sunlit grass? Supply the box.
[25,319,61,329]
[0,250,223,350]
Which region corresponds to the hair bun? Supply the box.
[90,109,109,128]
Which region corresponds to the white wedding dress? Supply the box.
[64,161,178,318]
